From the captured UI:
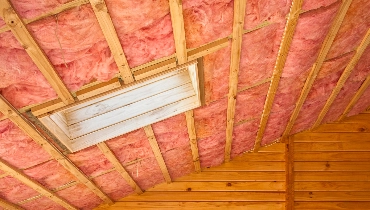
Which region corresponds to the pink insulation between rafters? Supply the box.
[10,0,72,19]
[20,196,65,210]
[106,0,175,68]
[291,52,354,134]
[0,176,39,204]
[56,183,102,210]
[231,119,259,158]
[348,86,370,117]
[262,2,340,145]
[322,47,370,123]
[92,171,134,201]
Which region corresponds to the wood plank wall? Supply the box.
[101,143,286,210]
[293,114,370,210]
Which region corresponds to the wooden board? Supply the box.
[176,172,285,181]
[312,122,370,133]
[295,161,370,171]
[295,181,370,191]
[203,161,284,171]
[294,142,370,151]
[295,202,370,210]
[295,191,370,201]
[293,133,370,142]
[295,171,370,181]
[294,152,370,161]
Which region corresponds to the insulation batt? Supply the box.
[92,171,134,201]
[183,0,233,48]
[56,183,102,210]
[198,131,226,168]
[10,0,72,19]
[348,86,370,117]
[162,146,194,179]
[106,0,175,68]
[231,119,259,158]
[0,176,39,204]
[262,2,340,145]
[20,196,65,210]
[291,52,354,134]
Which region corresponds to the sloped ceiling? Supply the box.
[0,0,369,209]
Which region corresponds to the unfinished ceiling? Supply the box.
[0,0,369,209]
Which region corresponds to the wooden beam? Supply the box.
[0,0,75,105]
[169,0,187,64]
[0,197,23,210]
[254,0,303,151]
[0,159,77,210]
[187,37,230,61]
[285,137,294,210]
[144,125,172,183]
[312,29,370,128]
[0,95,113,205]
[282,0,353,137]
[89,0,134,84]
[185,110,201,173]
[225,0,247,162]
[97,142,143,194]
[338,75,370,121]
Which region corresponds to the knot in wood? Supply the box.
[95,2,106,12]
[4,8,18,28]
[226,182,232,187]
[358,127,366,132]
[186,188,192,191]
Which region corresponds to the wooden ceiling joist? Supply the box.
[169,0,187,65]
[144,125,172,183]
[282,0,353,137]
[0,0,74,105]
[185,110,201,173]
[97,142,143,194]
[224,0,247,162]
[338,75,370,121]
[0,159,77,210]
[312,29,370,128]
[0,95,114,205]
[89,0,134,84]
[253,0,304,152]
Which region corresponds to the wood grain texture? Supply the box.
[285,138,294,210]
[169,0,187,64]
[295,191,370,201]
[175,172,285,181]
[295,202,370,209]
[0,197,23,210]
[294,142,370,151]
[185,110,201,173]
[295,181,370,191]
[295,161,370,171]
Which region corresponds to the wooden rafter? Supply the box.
[0,0,75,105]
[253,0,304,152]
[0,159,76,210]
[89,0,134,84]
[338,75,370,121]
[97,142,143,194]
[185,110,201,173]
[312,29,370,128]
[0,96,113,205]
[169,0,187,65]
[285,136,294,210]
[144,125,172,183]
[282,0,353,137]
[224,0,247,162]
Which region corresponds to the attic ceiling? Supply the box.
[0,0,369,209]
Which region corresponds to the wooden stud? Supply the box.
[169,0,187,65]
[254,0,304,151]
[144,125,172,183]
[0,95,113,205]
[0,0,75,105]
[0,198,23,210]
[31,98,66,117]
[97,142,143,194]
[225,0,247,162]
[312,29,370,128]
[285,136,294,210]
[338,75,370,121]
[187,37,230,61]
[76,77,121,100]
[185,110,201,173]
[196,57,206,106]
[0,159,77,210]
[89,0,134,84]
[282,0,353,137]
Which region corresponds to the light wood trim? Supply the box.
[225,0,247,162]
[312,29,370,128]
[185,110,201,173]
[187,37,230,61]
[196,57,206,106]
[89,0,134,84]
[282,0,353,137]
[0,95,113,204]
[31,98,65,117]
[0,159,77,210]
[76,77,121,100]
[254,0,303,151]
[97,142,143,194]
[144,125,172,183]
[339,75,370,121]
[0,197,23,210]
[285,137,294,210]
[0,0,74,105]
[169,0,187,64]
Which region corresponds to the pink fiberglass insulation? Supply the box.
[125,157,165,190]
[56,183,102,209]
[348,86,370,117]
[238,23,284,89]
[244,0,291,30]
[162,146,194,180]
[67,146,113,177]
[21,196,65,210]
[23,160,77,190]
[183,0,233,49]
[28,5,118,91]
[92,171,134,201]
[323,48,370,123]
[10,0,73,19]
[198,131,226,168]
[0,176,39,203]
[0,120,51,169]
[203,44,231,103]
[326,0,370,60]
[302,0,338,11]
[0,19,5,27]
[261,3,340,145]
[234,83,269,124]
[231,118,259,158]
[106,0,175,68]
